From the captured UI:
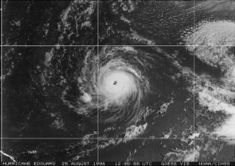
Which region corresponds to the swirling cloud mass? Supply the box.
[77,47,151,127]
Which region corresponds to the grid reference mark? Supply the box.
[97,0,100,162]
[1,0,3,162]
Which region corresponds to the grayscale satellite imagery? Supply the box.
[1,0,235,164]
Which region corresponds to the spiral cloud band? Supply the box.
[75,46,151,126]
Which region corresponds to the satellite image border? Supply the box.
[1,0,235,164]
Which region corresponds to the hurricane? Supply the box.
[63,46,155,133]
